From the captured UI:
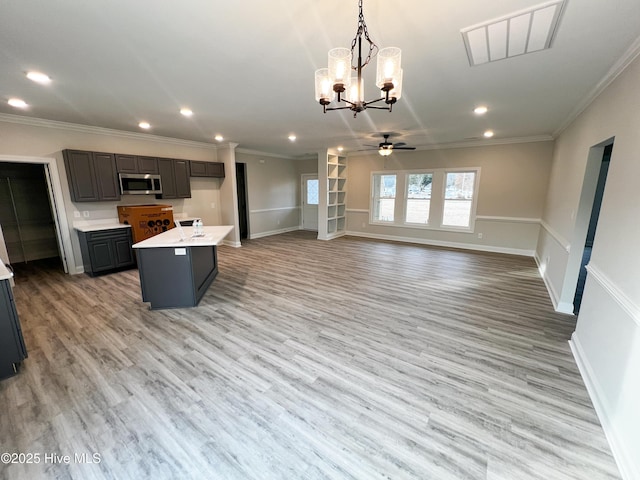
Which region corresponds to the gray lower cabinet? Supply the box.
[63,150,120,202]
[0,278,27,380]
[137,245,218,309]
[78,228,135,276]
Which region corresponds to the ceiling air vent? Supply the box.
[461,0,567,66]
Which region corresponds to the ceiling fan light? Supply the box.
[328,48,351,88]
[314,68,333,104]
[378,147,393,156]
[376,47,402,89]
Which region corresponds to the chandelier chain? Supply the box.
[350,0,378,70]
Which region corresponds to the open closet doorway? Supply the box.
[0,162,60,266]
[0,155,73,275]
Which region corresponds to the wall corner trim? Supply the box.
[569,334,639,480]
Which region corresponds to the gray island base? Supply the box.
[132,225,233,309]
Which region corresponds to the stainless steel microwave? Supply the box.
[119,173,163,195]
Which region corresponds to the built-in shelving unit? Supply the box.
[318,150,347,240]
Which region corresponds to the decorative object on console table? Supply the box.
[0,268,27,380]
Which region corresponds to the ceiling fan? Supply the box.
[363,134,416,156]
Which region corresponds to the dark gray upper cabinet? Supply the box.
[190,161,225,178]
[156,158,190,199]
[63,150,120,202]
[174,160,191,198]
[115,154,159,174]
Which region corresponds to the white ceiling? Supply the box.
[1,0,639,157]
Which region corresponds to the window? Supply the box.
[372,174,396,222]
[405,173,432,224]
[442,171,476,228]
[370,167,480,231]
[306,178,319,205]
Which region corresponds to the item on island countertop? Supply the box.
[117,204,174,243]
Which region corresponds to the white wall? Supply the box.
[537,54,640,480]
[346,141,553,255]
[236,151,316,239]
[0,117,221,272]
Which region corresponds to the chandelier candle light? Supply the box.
[315,0,403,117]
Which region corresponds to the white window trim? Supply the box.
[370,167,481,233]
[370,171,397,224]
[403,169,434,227]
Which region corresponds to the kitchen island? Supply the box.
[133,225,233,309]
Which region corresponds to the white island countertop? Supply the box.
[132,225,233,249]
[0,262,13,281]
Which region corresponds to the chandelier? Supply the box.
[314,0,403,117]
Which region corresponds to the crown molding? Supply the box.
[346,135,553,156]
[553,34,640,138]
[0,113,218,150]
[235,147,299,160]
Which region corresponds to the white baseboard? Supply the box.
[569,334,638,480]
[223,240,242,248]
[249,225,301,240]
[533,253,574,315]
[345,230,535,257]
[318,231,346,241]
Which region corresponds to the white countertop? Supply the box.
[74,219,131,233]
[0,262,13,281]
[132,225,233,249]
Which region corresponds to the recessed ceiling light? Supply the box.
[474,106,488,115]
[26,71,51,84]
[180,108,193,117]
[214,135,224,142]
[138,122,151,129]
[337,146,344,152]
[8,98,28,108]
[288,134,297,142]
[483,130,494,138]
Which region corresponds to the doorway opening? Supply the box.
[0,162,63,269]
[235,162,249,240]
[573,143,612,314]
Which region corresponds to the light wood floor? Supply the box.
[0,231,620,479]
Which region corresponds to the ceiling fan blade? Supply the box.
[393,146,416,150]
[393,142,407,147]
